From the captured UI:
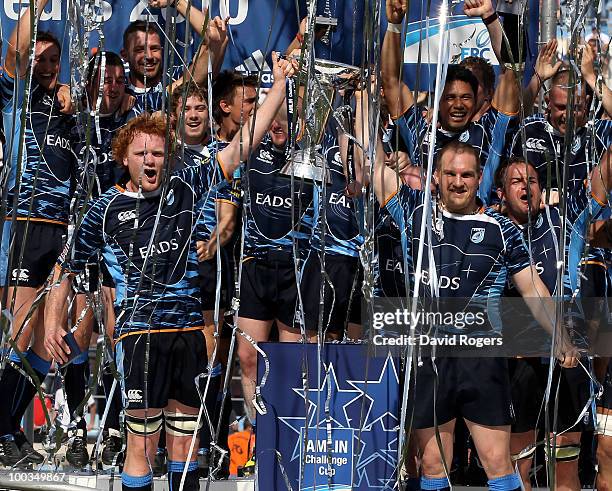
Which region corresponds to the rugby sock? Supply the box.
[199,363,222,452]
[168,460,199,491]
[157,428,166,454]
[121,472,152,491]
[420,475,450,491]
[64,352,90,432]
[3,349,51,435]
[487,473,522,491]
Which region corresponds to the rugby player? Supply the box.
[509,65,612,192]
[382,0,520,170]
[298,119,364,340]
[43,53,295,491]
[507,64,612,489]
[68,51,135,468]
[236,112,315,432]
[495,155,612,490]
[0,0,76,467]
[371,135,579,491]
[172,83,239,475]
[122,0,227,116]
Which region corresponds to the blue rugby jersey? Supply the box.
[479,111,516,205]
[509,114,612,190]
[565,184,608,294]
[59,151,229,339]
[310,132,362,257]
[1,69,76,224]
[505,207,562,297]
[241,135,314,257]
[394,105,515,170]
[503,193,607,299]
[127,65,184,117]
[384,186,531,333]
[175,141,241,243]
[373,203,407,298]
[71,110,129,202]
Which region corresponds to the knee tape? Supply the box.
[597,413,612,437]
[545,444,581,462]
[125,411,163,436]
[164,410,202,437]
[511,443,537,461]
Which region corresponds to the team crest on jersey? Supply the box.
[470,227,485,243]
[166,189,175,206]
[535,213,544,228]
[571,136,582,155]
[459,130,469,143]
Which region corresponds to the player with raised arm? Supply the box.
[122,0,228,117]
[358,88,579,487]
[235,109,316,444]
[459,56,496,122]
[509,64,612,195]
[0,0,76,467]
[494,154,612,490]
[382,0,520,171]
[43,53,294,491]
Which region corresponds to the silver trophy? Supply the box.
[281,59,361,184]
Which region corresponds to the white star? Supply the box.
[541,244,552,258]
[174,226,183,237]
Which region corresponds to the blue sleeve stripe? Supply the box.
[568,198,605,292]
[479,113,513,205]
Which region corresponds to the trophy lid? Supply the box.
[296,59,362,89]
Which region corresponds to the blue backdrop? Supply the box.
[1,0,538,87]
[256,343,400,490]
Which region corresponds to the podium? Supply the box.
[256,343,400,490]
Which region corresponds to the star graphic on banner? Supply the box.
[378,476,397,489]
[280,363,359,461]
[355,450,397,488]
[347,353,400,430]
[378,437,399,463]
[277,356,400,489]
[295,363,361,428]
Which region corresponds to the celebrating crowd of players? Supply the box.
[1,0,612,490]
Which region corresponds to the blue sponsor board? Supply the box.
[299,427,354,491]
[398,0,539,89]
[0,0,364,84]
[1,1,537,90]
[256,343,400,490]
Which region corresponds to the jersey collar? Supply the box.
[115,181,163,199]
[439,198,484,218]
